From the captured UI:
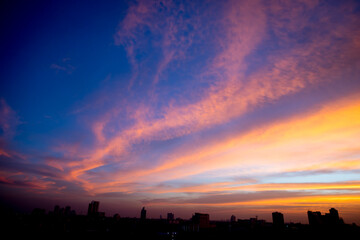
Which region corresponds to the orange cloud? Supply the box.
[0,170,56,192]
[145,181,360,195]
[69,86,360,194]
[144,194,360,208]
[54,0,360,196]
[88,94,360,194]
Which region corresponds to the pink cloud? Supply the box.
[0,148,11,158]
[72,91,360,194]
[48,0,360,196]
[114,1,158,88]
[0,98,21,139]
[57,0,268,188]
[115,1,201,87]
[0,170,56,192]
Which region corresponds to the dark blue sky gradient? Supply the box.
[1,0,360,223]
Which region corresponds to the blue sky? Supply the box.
[1,0,360,224]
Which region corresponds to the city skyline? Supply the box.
[1,0,360,225]
[22,201,350,226]
[5,203,358,237]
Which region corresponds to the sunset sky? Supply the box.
[1,0,360,224]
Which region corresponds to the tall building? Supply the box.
[192,213,210,229]
[325,208,340,225]
[141,207,146,220]
[308,211,322,225]
[230,215,236,223]
[329,208,339,217]
[54,205,60,215]
[64,206,71,216]
[308,208,341,225]
[272,212,284,227]
[167,212,174,221]
[88,201,100,216]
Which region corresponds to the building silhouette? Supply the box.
[52,205,75,216]
[325,208,340,225]
[3,203,360,236]
[272,212,284,227]
[308,211,322,225]
[53,205,60,215]
[141,207,146,220]
[88,201,100,216]
[308,208,342,226]
[192,213,210,229]
[167,212,174,221]
[64,206,71,216]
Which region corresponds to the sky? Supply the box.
[0,0,360,224]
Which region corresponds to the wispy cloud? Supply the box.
[3,1,360,221]
[51,0,360,196]
[115,0,204,88]
[76,93,360,195]
[114,0,158,88]
[0,99,21,139]
[50,58,75,74]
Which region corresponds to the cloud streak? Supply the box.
[71,3,360,191]
[2,0,360,223]
[60,90,360,200]
[0,99,21,139]
[45,2,359,200]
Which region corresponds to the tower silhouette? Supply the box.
[141,206,146,220]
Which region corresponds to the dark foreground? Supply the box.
[1,210,359,239]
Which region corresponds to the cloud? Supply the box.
[94,189,141,198]
[50,64,75,74]
[1,1,359,223]
[114,0,158,88]
[0,153,63,180]
[41,1,360,204]
[50,58,75,74]
[0,99,21,139]
[80,93,360,196]
[0,145,87,197]
[140,178,360,195]
[115,0,208,88]
[0,173,56,191]
[58,0,267,187]
[140,190,360,209]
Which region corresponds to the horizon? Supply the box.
[1,0,360,226]
[6,200,349,225]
